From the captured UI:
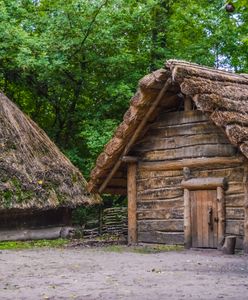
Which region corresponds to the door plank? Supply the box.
[190,189,218,248]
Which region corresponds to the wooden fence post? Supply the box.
[217,186,225,249]
[184,188,191,249]
[127,162,137,245]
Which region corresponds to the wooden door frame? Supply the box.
[182,177,227,249]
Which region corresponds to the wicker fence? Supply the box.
[83,206,127,238]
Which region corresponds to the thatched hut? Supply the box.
[0,93,100,240]
[88,60,248,252]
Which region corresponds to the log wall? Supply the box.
[133,110,246,248]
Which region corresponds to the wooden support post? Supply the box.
[217,186,225,249]
[184,96,192,111]
[243,166,248,253]
[127,162,137,245]
[184,188,191,249]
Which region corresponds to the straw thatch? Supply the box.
[88,60,248,193]
[0,93,100,210]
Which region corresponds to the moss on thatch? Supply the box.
[88,60,248,193]
[0,93,100,210]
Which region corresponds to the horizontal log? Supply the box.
[0,227,73,241]
[137,176,183,191]
[226,182,244,195]
[137,198,183,210]
[139,157,244,171]
[134,133,229,152]
[192,167,244,182]
[181,177,227,190]
[137,169,183,179]
[141,144,237,161]
[226,220,244,235]
[225,194,244,207]
[226,208,244,220]
[138,231,184,244]
[137,207,184,220]
[148,121,215,137]
[121,156,138,163]
[138,220,183,232]
[137,187,183,201]
[154,110,208,126]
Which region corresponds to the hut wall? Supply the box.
[132,110,245,248]
[0,208,72,230]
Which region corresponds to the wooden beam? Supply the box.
[98,78,172,193]
[139,156,244,171]
[217,186,225,249]
[127,163,137,245]
[243,166,248,253]
[181,177,227,190]
[184,96,192,111]
[184,188,191,249]
[121,156,138,163]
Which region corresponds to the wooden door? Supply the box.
[191,190,218,248]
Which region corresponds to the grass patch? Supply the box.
[0,239,69,250]
[103,244,184,254]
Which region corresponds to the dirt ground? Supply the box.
[0,247,248,300]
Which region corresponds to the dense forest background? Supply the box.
[0,0,248,179]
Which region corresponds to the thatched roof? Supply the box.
[88,60,248,194]
[0,93,100,210]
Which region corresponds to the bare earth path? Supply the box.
[0,247,248,300]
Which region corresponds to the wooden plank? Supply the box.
[138,220,183,232]
[192,166,244,182]
[139,157,244,171]
[137,198,183,210]
[217,187,225,249]
[137,207,183,220]
[181,177,227,190]
[141,144,237,161]
[184,188,191,249]
[226,182,244,195]
[137,187,183,201]
[148,122,216,137]
[201,191,208,247]
[212,190,218,248]
[138,231,184,244]
[127,163,137,244]
[134,133,229,152]
[226,208,244,220]
[191,191,198,247]
[152,110,208,126]
[226,220,244,235]
[137,176,182,191]
[137,169,182,179]
[225,194,244,207]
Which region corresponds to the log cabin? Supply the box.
[0,93,100,240]
[88,60,248,252]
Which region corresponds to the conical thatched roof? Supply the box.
[0,93,100,210]
[88,60,248,194]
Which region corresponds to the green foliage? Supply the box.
[0,0,247,180]
[0,239,68,250]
